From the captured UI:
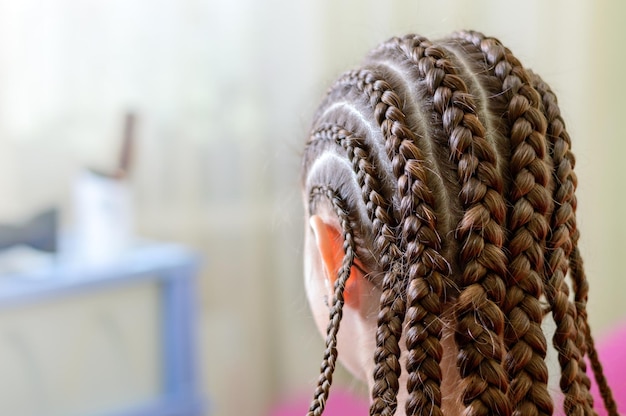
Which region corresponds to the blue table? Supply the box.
[0,241,205,416]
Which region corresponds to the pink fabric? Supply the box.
[268,389,368,416]
[589,321,626,416]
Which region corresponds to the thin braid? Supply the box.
[374,34,512,416]
[330,70,408,416]
[306,123,405,416]
[569,242,594,405]
[569,203,610,414]
[307,122,399,281]
[307,123,402,415]
[307,186,357,416]
[567,186,596,414]
[450,31,555,415]
[520,66,596,414]
[308,123,396,253]
[570,245,619,415]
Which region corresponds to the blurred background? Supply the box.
[0,0,625,415]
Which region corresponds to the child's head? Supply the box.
[301,31,617,416]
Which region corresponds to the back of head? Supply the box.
[301,31,617,416]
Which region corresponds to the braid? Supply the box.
[531,72,618,415]
[372,34,512,416]
[451,31,555,415]
[328,66,451,415]
[307,186,357,416]
[366,37,455,416]
[364,73,447,416]
[524,69,619,416]
[331,70,410,416]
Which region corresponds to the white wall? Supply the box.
[0,1,624,415]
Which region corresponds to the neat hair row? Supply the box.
[301,30,617,416]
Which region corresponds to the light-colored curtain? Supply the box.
[1,1,624,415]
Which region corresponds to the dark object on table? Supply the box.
[0,208,58,252]
[88,111,136,180]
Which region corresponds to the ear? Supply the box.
[309,215,363,309]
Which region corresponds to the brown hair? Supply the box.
[301,31,617,416]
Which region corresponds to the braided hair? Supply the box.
[301,30,617,416]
